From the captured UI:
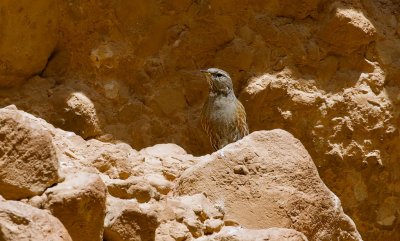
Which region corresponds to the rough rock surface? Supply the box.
[0,106,60,199]
[0,200,72,241]
[0,1,399,239]
[0,107,362,240]
[198,227,308,241]
[176,130,361,241]
[0,1,58,87]
[42,172,107,241]
[104,197,159,241]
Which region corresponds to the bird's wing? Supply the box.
[200,104,210,135]
[201,103,222,151]
[235,100,249,138]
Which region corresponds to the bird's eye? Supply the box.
[216,73,223,78]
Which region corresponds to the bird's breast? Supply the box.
[204,94,238,124]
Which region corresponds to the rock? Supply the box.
[62,92,102,139]
[155,194,225,239]
[267,0,321,19]
[233,165,249,175]
[149,86,187,116]
[87,142,138,180]
[319,3,376,54]
[140,143,187,157]
[139,143,199,181]
[42,172,107,241]
[0,200,72,241]
[106,176,159,202]
[156,221,191,241]
[201,227,308,241]
[175,130,362,241]
[376,196,399,229]
[104,197,159,241]
[104,80,121,100]
[27,195,46,208]
[0,108,60,199]
[0,1,58,87]
[183,217,204,238]
[224,219,240,227]
[204,219,224,234]
[145,174,173,195]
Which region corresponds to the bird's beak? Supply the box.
[200,69,211,78]
[200,69,212,87]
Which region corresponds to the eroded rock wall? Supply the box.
[0,0,399,239]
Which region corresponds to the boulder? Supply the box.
[104,197,159,241]
[175,130,362,241]
[0,0,58,86]
[0,200,72,241]
[43,172,107,241]
[0,107,60,199]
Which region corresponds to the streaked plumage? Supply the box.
[200,68,249,150]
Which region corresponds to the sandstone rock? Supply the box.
[155,194,225,239]
[0,1,58,87]
[319,4,376,54]
[156,221,191,241]
[376,196,399,229]
[140,143,187,157]
[176,130,362,241]
[0,200,72,241]
[199,227,308,241]
[266,0,321,19]
[139,143,200,182]
[106,176,159,202]
[145,174,174,195]
[104,197,159,241]
[87,142,138,180]
[0,108,60,199]
[62,92,102,139]
[42,172,107,241]
[204,218,224,234]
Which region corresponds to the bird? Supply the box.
[200,68,249,151]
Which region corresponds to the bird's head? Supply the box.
[201,68,233,95]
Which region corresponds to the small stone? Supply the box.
[63,92,102,138]
[183,217,203,238]
[204,218,224,234]
[233,165,249,175]
[28,195,45,208]
[0,200,72,241]
[170,221,191,241]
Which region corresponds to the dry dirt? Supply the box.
[0,0,399,240]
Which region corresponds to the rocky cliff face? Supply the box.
[0,0,399,240]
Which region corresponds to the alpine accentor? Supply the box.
[200,68,249,151]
